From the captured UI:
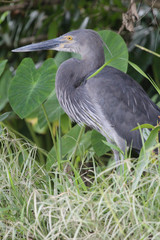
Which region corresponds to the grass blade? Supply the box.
[135,44,160,58]
[132,126,160,192]
[128,60,160,94]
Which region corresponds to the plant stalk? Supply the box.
[41,103,56,146]
[71,125,85,166]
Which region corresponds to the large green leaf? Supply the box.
[0,68,12,111]
[98,30,128,73]
[91,130,110,157]
[54,52,71,67]
[9,58,57,119]
[0,60,8,77]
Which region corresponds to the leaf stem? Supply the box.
[135,44,160,58]
[87,56,118,80]
[41,103,56,147]
[71,125,85,166]
[41,104,63,170]
[25,121,45,164]
[128,60,160,95]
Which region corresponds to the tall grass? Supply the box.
[0,126,160,240]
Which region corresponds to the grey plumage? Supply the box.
[12,29,160,162]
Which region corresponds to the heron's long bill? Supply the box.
[12,37,61,52]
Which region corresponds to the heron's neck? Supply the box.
[56,50,105,93]
[81,46,105,73]
[79,53,104,82]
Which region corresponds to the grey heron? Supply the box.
[12,29,160,162]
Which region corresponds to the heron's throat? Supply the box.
[81,47,105,72]
[55,47,105,96]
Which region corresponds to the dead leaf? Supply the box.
[119,0,139,33]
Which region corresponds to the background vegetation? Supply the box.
[0,0,160,239]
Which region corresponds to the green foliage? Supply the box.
[103,140,124,155]
[0,67,12,111]
[0,60,7,76]
[0,112,11,122]
[0,11,9,24]
[91,130,110,157]
[132,125,160,191]
[128,23,160,84]
[38,90,64,128]
[9,58,56,118]
[153,45,160,88]
[99,30,128,73]
[128,60,160,95]
[47,125,91,170]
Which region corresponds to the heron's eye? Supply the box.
[67,36,73,41]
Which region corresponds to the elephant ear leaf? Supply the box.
[98,30,128,73]
[0,60,8,77]
[9,58,57,119]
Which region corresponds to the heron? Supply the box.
[12,29,160,162]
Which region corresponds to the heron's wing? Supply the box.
[86,66,160,149]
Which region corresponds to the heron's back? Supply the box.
[86,66,160,150]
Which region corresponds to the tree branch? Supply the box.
[0,3,28,12]
[0,0,61,13]
[19,34,47,46]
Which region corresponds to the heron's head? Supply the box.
[12,29,104,60]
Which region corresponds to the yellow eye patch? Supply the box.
[66,36,73,41]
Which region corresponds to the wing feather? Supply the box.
[86,66,160,150]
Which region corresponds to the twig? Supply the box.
[0,3,28,12]
[144,0,160,9]
[19,35,47,46]
[0,0,61,12]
